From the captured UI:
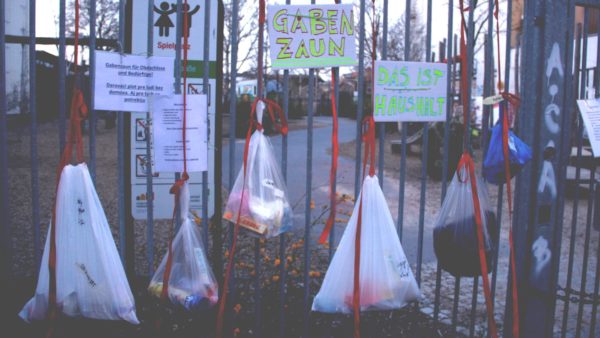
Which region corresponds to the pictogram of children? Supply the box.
[153,2,176,37]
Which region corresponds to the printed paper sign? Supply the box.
[576,98,600,157]
[94,51,174,112]
[153,94,208,172]
[267,4,357,69]
[373,61,448,122]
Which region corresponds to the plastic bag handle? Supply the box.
[249,97,288,136]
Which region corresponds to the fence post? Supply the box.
[0,0,10,286]
[510,0,576,336]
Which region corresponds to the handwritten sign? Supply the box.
[267,4,357,69]
[153,94,208,172]
[576,98,600,157]
[373,61,448,122]
[94,51,174,112]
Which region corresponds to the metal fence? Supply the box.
[1,0,600,337]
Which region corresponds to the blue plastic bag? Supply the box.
[483,115,532,184]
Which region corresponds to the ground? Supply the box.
[3,115,599,337]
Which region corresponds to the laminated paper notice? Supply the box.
[576,98,600,157]
[94,51,174,112]
[153,94,208,172]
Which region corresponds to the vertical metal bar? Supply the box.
[304,15,317,338]
[226,1,239,331]
[451,277,461,333]
[88,0,97,180]
[354,0,366,197]
[329,67,339,260]
[29,0,41,271]
[279,0,290,328]
[433,1,454,326]
[469,276,479,338]
[201,0,211,255]
[58,0,66,151]
[145,0,155,277]
[487,0,504,307]
[576,14,593,332]
[490,186,503,300]
[116,0,126,263]
[377,0,388,186]
[303,4,317,336]
[575,165,596,337]
[590,184,600,338]
[465,1,474,151]
[397,0,410,240]
[482,0,494,160]
[596,9,600,99]
[173,0,182,230]
[256,1,266,335]
[415,0,433,287]
[0,0,11,284]
[464,4,478,335]
[560,22,583,338]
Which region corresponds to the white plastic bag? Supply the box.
[223,101,293,237]
[433,154,498,277]
[312,175,421,313]
[148,181,218,310]
[19,164,138,324]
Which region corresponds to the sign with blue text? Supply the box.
[373,61,447,122]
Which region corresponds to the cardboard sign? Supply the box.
[153,94,208,172]
[94,51,174,112]
[267,4,357,69]
[373,61,448,122]
[576,98,600,157]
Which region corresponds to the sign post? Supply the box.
[511,1,575,336]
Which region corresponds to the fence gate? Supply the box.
[1,0,599,337]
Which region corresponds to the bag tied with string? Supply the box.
[433,153,498,277]
[19,89,138,324]
[148,181,218,311]
[313,116,420,315]
[483,104,532,185]
[223,100,293,238]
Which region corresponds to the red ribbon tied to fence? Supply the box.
[47,2,89,337]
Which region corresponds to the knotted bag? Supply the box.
[148,181,218,310]
[223,100,292,238]
[19,90,138,324]
[433,153,498,277]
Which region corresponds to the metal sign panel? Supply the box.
[130,0,218,220]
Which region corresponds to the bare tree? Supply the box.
[64,0,119,49]
[223,0,258,95]
[357,1,426,65]
[380,10,426,61]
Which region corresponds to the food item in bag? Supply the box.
[223,130,293,237]
[312,175,421,313]
[434,211,498,277]
[19,164,138,324]
[149,181,218,311]
[433,160,498,278]
[483,120,532,185]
